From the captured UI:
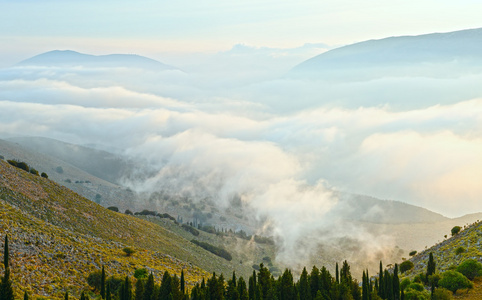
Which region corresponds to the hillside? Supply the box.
[395,218,482,299]
[0,159,269,297]
[290,27,482,80]
[0,138,138,211]
[405,219,482,278]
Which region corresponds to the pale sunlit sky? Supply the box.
[1,0,482,67]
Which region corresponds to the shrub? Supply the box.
[409,250,417,256]
[456,259,482,280]
[455,246,465,255]
[64,179,72,183]
[157,213,176,221]
[438,270,473,294]
[107,206,119,212]
[407,283,425,292]
[7,160,17,167]
[191,240,232,261]
[134,268,148,279]
[106,276,124,294]
[87,270,102,291]
[432,288,453,300]
[16,161,29,172]
[137,209,157,216]
[400,278,411,291]
[41,172,48,178]
[122,247,135,256]
[181,224,200,236]
[0,155,4,160]
[125,209,133,215]
[451,226,461,236]
[404,288,430,300]
[254,235,275,245]
[29,168,39,176]
[400,260,414,273]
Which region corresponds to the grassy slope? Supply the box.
[399,219,482,298]
[1,200,208,299]
[0,159,263,298]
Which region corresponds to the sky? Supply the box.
[1,0,482,67]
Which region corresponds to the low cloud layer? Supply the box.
[1,49,482,267]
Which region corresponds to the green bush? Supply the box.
[407,283,425,292]
[181,224,200,236]
[191,240,232,261]
[400,260,414,273]
[122,247,135,256]
[432,288,453,300]
[400,278,411,291]
[86,270,102,291]
[107,206,119,212]
[134,268,148,279]
[29,168,39,176]
[456,259,482,280]
[455,246,465,255]
[409,250,417,256]
[404,288,430,300]
[451,226,461,236]
[16,161,29,172]
[41,172,48,178]
[438,270,473,294]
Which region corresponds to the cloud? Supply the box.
[1,57,482,269]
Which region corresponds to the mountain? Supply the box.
[289,27,482,80]
[0,137,138,210]
[15,50,177,71]
[6,136,132,185]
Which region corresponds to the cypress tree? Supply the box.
[180,270,185,295]
[0,267,14,300]
[24,291,29,300]
[3,235,8,269]
[249,273,256,300]
[144,273,154,300]
[393,264,400,300]
[426,252,436,282]
[101,265,106,299]
[378,262,384,299]
[106,283,112,300]
[335,263,339,284]
[135,278,144,300]
[160,271,172,300]
[309,266,320,299]
[362,271,368,300]
[238,277,249,300]
[120,276,132,300]
[384,270,393,300]
[298,267,311,300]
[64,291,68,300]
[80,291,86,300]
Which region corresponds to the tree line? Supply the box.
[2,233,481,300]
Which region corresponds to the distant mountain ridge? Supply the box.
[16,50,177,71]
[290,27,482,79]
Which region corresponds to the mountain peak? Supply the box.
[16,50,177,71]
